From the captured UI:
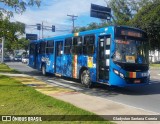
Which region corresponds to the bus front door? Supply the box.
[29,42,38,69]
[98,35,111,82]
[55,41,63,75]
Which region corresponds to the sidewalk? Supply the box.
[0,73,159,124]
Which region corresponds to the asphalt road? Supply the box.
[5,62,160,114]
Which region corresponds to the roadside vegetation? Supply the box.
[0,63,112,124]
[150,64,160,68]
[0,63,19,73]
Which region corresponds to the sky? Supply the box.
[11,0,107,38]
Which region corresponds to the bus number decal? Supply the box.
[126,56,135,63]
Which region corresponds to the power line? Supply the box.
[25,23,72,39]
[67,14,78,33]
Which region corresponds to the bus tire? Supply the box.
[42,64,47,76]
[81,70,92,88]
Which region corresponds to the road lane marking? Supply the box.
[47,80,83,91]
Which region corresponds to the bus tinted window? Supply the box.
[65,38,72,46]
[72,36,82,54]
[46,40,54,54]
[83,35,95,55]
[39,41,46,54]
[64,38,72,54]
[47,40,54,47]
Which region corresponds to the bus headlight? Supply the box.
[113,69,124,79]
[113,69,119,75]
[120,73,124,78]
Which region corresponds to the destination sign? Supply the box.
[121,30,142,38]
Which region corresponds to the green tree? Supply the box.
[74,23,99,32]
[0,19,25,42]
[130,0,160,50]
[18,38,29,52]
[129,0,156,12]
[87,23,99,30]
[0,0,41,18]
[74,26,87,32]
[4,37,29,54]
[108,0,132,25]
[106,0,155,25]
[0,0,40,53]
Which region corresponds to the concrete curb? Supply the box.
[0,73,30,77]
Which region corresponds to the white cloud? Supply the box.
[12,0,106,37]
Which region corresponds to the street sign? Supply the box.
[26,34,38,40]
[90,4,111,20]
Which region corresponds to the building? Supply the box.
[149,50,160,63]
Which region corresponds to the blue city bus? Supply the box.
[29,26,150,87]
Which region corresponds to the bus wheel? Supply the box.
[42,65,46,76]
[81,70,92,88]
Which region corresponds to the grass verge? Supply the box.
[0,64,112,124]
[150,64,160,68]
[0,63,19,73]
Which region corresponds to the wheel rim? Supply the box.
[42,66,45,75]
[83,74,90,85]
[82,71,90,86]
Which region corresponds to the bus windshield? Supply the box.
[113,39,148,64]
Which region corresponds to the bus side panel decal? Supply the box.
[88,57,93,68]
[72,55,77,78]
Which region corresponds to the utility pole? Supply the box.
[67,14,78,32]
[42,22,44,39]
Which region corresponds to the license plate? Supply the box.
[134,80,140,83]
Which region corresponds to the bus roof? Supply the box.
[33,25,145,42]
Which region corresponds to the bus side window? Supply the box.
[46,40,54,54]
[39,41,46,54]
[83,35,95,55]
[106,37,111,59]
[64,38,72,54]
[73,36,82,54]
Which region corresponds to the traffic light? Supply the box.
[37,24,41,30]
[52,25,55,32]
